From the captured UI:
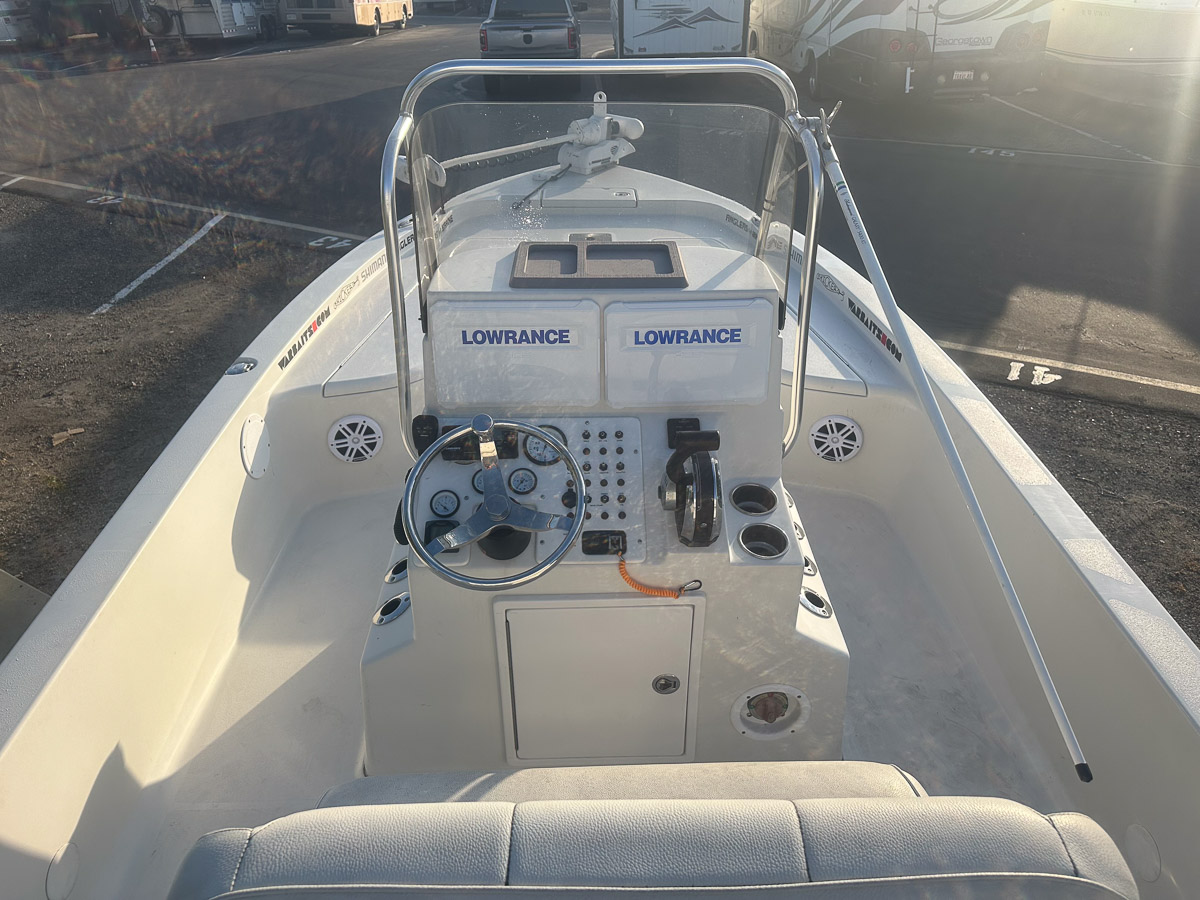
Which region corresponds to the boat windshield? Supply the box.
[406,99,799,303]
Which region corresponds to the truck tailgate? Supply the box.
[486,22,569,50]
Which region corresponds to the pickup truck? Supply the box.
[479,0,581,62]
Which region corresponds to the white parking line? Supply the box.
[212,44,264,60]
[0,170,368,240]
[1,175,24,189]
[836,135,1196,169]
[938,340,1200,397]
[59,60,104,72]
[989,96,1160,164]
[92,214,226,315]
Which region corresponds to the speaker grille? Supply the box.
[328,415,383,463]
[809,415,863,463]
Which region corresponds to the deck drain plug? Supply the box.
[809,415,863,463]
[329,415,383,463]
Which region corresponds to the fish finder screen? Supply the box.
[440,426,520,462]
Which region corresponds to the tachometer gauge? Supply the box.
[472,469,486,493]
[508,468,537,495]
[429,490,460,518]
[524,426,566,465]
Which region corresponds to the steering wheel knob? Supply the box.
[472,413,495,438]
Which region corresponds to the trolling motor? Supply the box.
[659,420,721,548]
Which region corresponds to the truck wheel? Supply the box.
[368,10,381,35]
[261,16,277,40]
[804,51,824,101]
[394,6,407,27]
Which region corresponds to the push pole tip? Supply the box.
[1075,763,1094,783]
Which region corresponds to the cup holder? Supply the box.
[739,523,789,560]
[730,483,778,516]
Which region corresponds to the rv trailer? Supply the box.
[750,0,1052,99]
[1044,0,1200,98]
[612,0,750,57]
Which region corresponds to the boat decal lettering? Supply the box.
[277,307,331,370]
[359,253,387,283]
[631,327,742,346]
[846,298,902,362]
[724,213,760,237]
[398,231,415,250]
[460,328,571,346]
[817,272,845,297]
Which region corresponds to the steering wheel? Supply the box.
[402,414,588,591]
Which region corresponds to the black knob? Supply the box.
[583,447,591,455]
[598,431,607,439]
[599,446,608,455]
[618,511,626,520]
[599,462,608,471]
[615,430,623,439]
[582,462,591,472]
[600,478,608,487]
[600,494,609,503]
[582,430,591,440]
[617,478,625,486]
[601,512,609,520]
[616,447,624,455]
[561,489,577,509]
[616,462,625,470]
[617,494,626,503]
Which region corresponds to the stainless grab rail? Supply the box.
[380,110,417,461]
[782,120,824,457]
[381,58,818,463]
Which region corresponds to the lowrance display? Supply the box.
[605,299,775,407]
[428,300,601,408]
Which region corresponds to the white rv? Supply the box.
[612,0,749,57]
[0,0,35,45]
[750,0,1051,99]
[1044,0,1200,97]
[131,0,282,40]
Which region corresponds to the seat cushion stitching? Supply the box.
[890,765,920,797]
[504,803,516,885]
[792,800,812,882]
[228,828,255,891]
[1046,813,1080,877]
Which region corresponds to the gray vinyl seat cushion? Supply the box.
[167,793,1139,900]
[318,760,927,807]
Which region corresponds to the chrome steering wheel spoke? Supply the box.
[504,504,573,533]
[426,508,496,557]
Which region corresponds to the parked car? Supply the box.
[480,0,581,91]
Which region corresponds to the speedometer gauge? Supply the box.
[524,426,566,465]
[508,468,537,495]
[429,490,460,517]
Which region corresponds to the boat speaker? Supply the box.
[808,415,863,463]
[328,415,383,463]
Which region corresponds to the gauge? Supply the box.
[472,469,486,493]
[429,490,460,518]
[523,426,566,466]
[508,467,537,495]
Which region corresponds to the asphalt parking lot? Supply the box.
[1,17,1198,652]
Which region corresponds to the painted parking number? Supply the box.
[968,147,1017,158]
[87,195,123,205]
[309,235,356,249]
[1008,361,1062,386]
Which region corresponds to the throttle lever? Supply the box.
[665,430,720,484]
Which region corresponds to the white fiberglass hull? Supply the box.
[0,188,1198,898]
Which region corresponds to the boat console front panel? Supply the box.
[362,187,849,773]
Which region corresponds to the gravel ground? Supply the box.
[0,194,332,654]
[979,381,1200,641]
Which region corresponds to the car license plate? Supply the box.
[953,70,975,81]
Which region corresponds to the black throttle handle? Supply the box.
[666,430,720,484]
